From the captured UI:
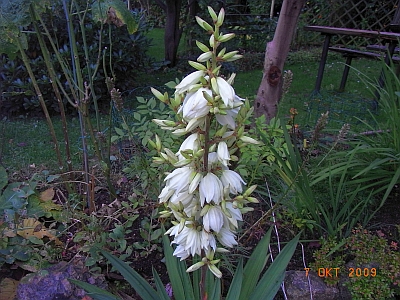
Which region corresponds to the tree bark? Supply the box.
[254,0,306,122]
[163,0,182,66]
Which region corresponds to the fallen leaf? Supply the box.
[17,218,62,246]
[39,187,55,201]
[0,278,19,300]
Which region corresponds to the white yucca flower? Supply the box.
[217,141,230,166]
[179,88,212,121]
[175,70,205,94]
[164,166,194,194]
[199,172,224,206]
[216,77,235,107]
[177,133,200,160]
[225,202,243,228]
[203,205,224,232]
[220,169,246,194]
[216,227,238,248]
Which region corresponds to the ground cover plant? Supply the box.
[0,1,400,300]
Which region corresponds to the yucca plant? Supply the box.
[71,227,299,300]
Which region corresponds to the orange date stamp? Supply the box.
[304,267,377,278]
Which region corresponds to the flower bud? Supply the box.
[246,196,259,203]
[208,264,222,278]
[155,134,162,151]
[164,147,178,160]
[187,261,205,273]
[188,60,207,71]
[195,16,213,32]
[196,40,210,52]
[207,6,218,22]
[218,33,235,43]
[189,172,203,193]
[151,87,167,102]
[172,128,188,136]
[217,47,226,57]
[211,77,219,94]
[222,50,239,60]
[197,51,213,62]
[240,136,262,145]
[216,8,225,26]
[147,139,157,150]
[243,184,257,197]
[173,159,192,167]
[209,34,215,47]
[225,54,243,62]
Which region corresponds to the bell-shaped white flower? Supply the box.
[164,166,194,194]
[199,172,224,206]
[175,70,205,94]
[180,88,211,121]
[220,169,246,194]
[216,77,235,108]
[203,205,224,233]
[217,141,230,166]
[177,133,200,160]
[215,95,243,129]
[173,244,191,260]
[225,202,243,228]
[216,227,238,248]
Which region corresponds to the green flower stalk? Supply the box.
[151,6,260,278]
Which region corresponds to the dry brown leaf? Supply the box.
[17,218,62,245]
[39,187,55,201]
[0,278,19,300]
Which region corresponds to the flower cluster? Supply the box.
[149,7,260,278]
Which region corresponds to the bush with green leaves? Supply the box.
[312,226,400,299]
[0,0,152,117]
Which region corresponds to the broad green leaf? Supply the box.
[100,250,160,300]
[239,227,272,300]
[249,233,300,300]
[114,127,124,136]
[69,279,120,300]
[91,0,138,34]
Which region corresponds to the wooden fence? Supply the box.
[299,0,399,47]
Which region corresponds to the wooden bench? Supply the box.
[328,46,400,91]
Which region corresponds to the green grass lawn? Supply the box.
[0,28,392,171]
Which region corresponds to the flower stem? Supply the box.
[203,115,210,172]
[200,263,207,300]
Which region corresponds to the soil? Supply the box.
[0,162,399,300]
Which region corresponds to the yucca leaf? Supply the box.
[239,227,272,300]
[100,250,159,300]
[225,258,243,300]
[152,268,171,300]
[249,233,300,300]
[162,232,187,300]
[69,279,120,300]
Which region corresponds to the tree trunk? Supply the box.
[254,0,306,122]
[164,0,182,66]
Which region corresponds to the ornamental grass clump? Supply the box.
[149,6,260,277]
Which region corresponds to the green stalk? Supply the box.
[63,0,93,209]
[15,34,65,175]
[30,5,74,178]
